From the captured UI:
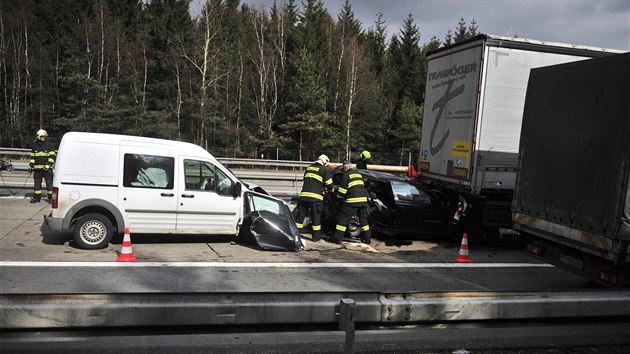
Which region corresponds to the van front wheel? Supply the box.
[73,213,114,249]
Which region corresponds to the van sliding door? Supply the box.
[119,150,178,232]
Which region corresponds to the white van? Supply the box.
[45,132,301,250]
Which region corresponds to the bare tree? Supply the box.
[173,2,223,148]
[343,37,358,157]
[250,9,271,142]
[248,6,288,155]
[0,9,9,127]
[174,58,183,141]
[7,7,27,130]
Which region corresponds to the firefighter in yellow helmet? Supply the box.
[295,154,333,241]
[29,129,56,203]
[356,150,371,169]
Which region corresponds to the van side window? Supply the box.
[123,154,174,189]
[215,168,234,195]
[184,160,215,191]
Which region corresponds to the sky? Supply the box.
[193,0,630,51]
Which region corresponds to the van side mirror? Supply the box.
[233,182,242,197]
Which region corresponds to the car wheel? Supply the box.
[73,213,114,249]
[346,216,362,238]
[347,227,362,238]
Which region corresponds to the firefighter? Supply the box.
[356,150,371,169]
[332,160,372,244]
[295,154,333,241]
[29,129,56,203]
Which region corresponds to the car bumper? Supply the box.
[45,214,66,232]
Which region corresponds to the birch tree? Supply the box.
[249,6,287,152]
[174,1,223,147]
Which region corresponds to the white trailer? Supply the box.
[417,34,622,235]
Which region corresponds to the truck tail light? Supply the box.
[51,187,58,209]
[526,243,543,256]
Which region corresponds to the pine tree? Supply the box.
[468,18,479,37]
[0,0,488,163]
[444,29,453,46]
[454,17,468,42]
[282,48,330,160]
[364,12,387,76]
[337,0,362,37]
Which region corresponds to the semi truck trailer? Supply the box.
[417,34,622,238]
[513,52,630,287]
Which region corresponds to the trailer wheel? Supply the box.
[73,213,114,249]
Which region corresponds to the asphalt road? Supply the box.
[2,174,628,354]
[0,193,594,294]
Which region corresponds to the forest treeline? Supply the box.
[0,0,478,163]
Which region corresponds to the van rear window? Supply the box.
[123,154,174,189]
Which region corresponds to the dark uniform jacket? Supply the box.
[337,169,368,206]
[299,162,333,202]
[29,139,56,171]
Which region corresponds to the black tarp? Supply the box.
[514,52,630,240]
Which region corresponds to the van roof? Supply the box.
[60,132,216,160]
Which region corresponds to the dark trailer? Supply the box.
[512,52,630,287]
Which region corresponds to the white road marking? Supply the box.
[0,261,552,268]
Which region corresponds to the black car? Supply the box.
[318,169,449,239]
[0,159,14,172]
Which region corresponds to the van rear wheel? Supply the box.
[73,213,114,249]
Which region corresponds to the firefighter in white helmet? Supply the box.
[295,154,333,241]
[29,129,56,203]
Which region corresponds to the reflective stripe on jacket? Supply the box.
[337,170,368,206]
[29,139,56,170]
[299,163,332,202]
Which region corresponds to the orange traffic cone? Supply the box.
[454,232,472,263]
[116,228,137,262]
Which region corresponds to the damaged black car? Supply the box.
[315,169,449,239]
[239,191,303,251]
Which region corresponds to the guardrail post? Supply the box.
[338,298,356,354]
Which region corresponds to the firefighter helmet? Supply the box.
[360,150,371,161]
[317,154,330,166]
[36,129,49,138]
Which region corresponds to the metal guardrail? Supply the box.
[0,148,409,173]
[0,148,30,156]
[1,290,629,329]
[0,147,407,201]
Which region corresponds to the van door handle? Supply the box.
[161,193,175,197]
[181,194,195,198]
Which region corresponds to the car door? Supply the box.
[176,158,241,234]
[390,180,446,235]
[118,150,177,232]
[240,191,301,250]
